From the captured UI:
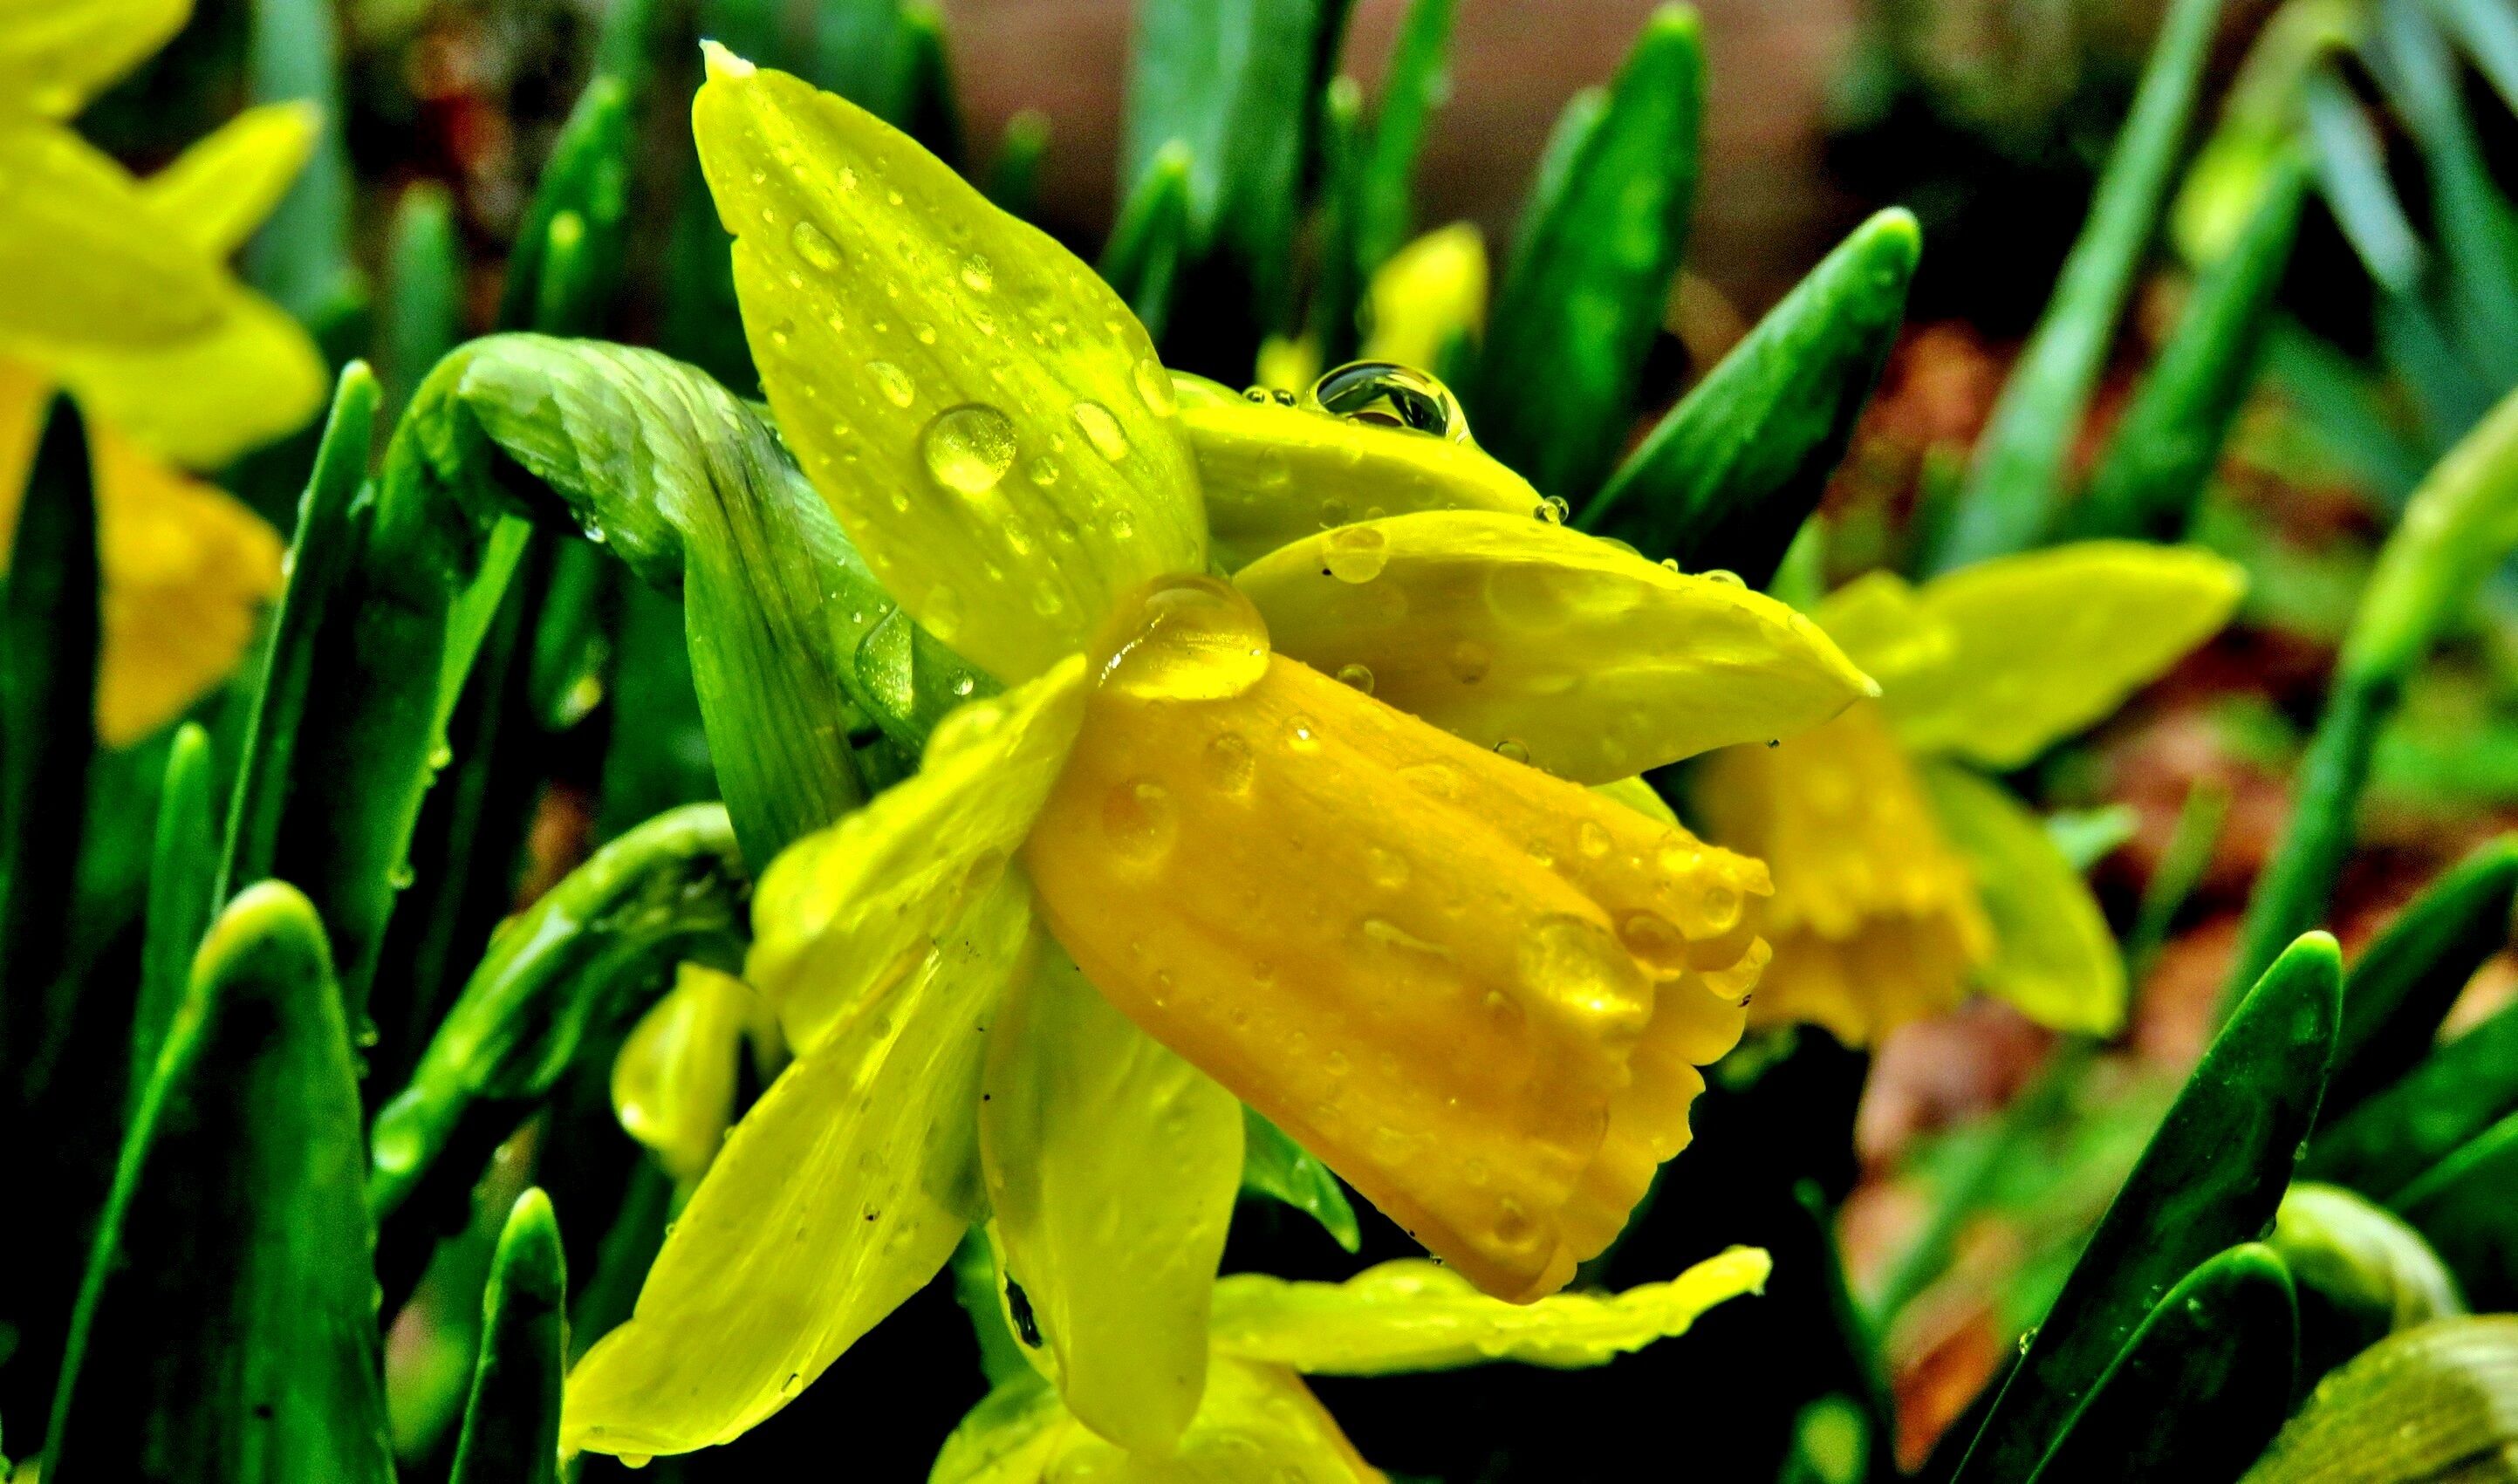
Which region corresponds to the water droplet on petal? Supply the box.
[1618,911,1690,977]
[1519,914,1650,1037]
[1072,399,1130,460]
[870,360,915,407]
[1134,356,1178,416]
[1102,778,1178,863]
[1205,731,1256,795]
[923,583,965,639]
[921,404,1018,494]
[780,1372,804,1399]
[790,218,842,271]
[1494,737,1531,764]
[1704,568,1745,586]
[1366,847,1410,889]
[1577,821,1611,858]
[1336,662,1375,694]
[1447,639,1491,684]
[1094,575,1271,701]
[960,253,995,291]
[1324,526,1389,584]
[1288,715,1321,752]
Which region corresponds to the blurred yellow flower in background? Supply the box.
[0,0,327,743]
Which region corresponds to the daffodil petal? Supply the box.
[1823,542,2244,768]
[746,656,1085,1054]
[1596,775,1680,827]
[1208,1247,1770,1374]
[1235,511,1874,783]
[0,357,48,541]
[0,122,228,351]
[1693,701,1991,1046]
[1362,222,1488,373]
[1919,762,2127,1036]
[1025,620,1764,1303]
[981,945,1243,1453]
[932,1361,1380,1484]
[1187,400,1540,571]
[691,46,1202,682]
[0,0,188,120]
[562,871,1034,1460]
[54,285,326,468]
[141,99,320,257]
[90,425,283,744]
[612,962,758,1183]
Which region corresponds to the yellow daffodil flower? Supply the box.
[1361,222,1487,373]
[560,46,1875,1462]
[933,1247,1772,1481]
[0,0,327,743]
[1697,542,2245,1045]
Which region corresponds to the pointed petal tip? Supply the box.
[700,38,756,80]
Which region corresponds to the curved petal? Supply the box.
[562,871,1035,1460]
[0,123,227,352]
[1693,701,1991,1046]
[692,46,1202,682]
[1208,1247,1769,1374]
[980,945,1244,1453]
[932,1362,1380,1484]
[612,962,758,1182]
[1188,400,1539,571]
[1024,582,1765,1302]
[1362,222,1488,373]
[1236,511,1874,783]
[0,356,49,541]
[56,286,327,468]
[1596,775,1679,827]
[1822,542,2244,768]
[142,99,320,257]
[91,426,284,744]
[1919,762,2126,1036]
[747,657,1085,1053]
[0,0,188,120]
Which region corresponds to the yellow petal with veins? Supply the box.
[0,0,188,120]
[1821,543,2243,768]
[1208,1247,1769,1373]
[89,424,284,744]
[1187,399,1539,571]
[1236,511,1875,783]
[0,122,228,352]
[932,1362,1382,1484]
[141,100,320,256]
[1919,761,2126,1035]
[1362,222,1488,373]
[981,945,1243,1453]
[746,656,1085,1054]
[563,870,1035,1460]
[612,962,759,1183]
[1024,580,1765,1302]
[692,46,1203,682]
[1693,701,1992,1046]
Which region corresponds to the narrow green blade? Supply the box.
[380,183,466,426]
[2307,997,2518,1201]
[2326,838,2518,1123]
[1353,0,1457,277]
[1943,933,2339,1484]
[1101,142,1196,345]
[131,723,217,1115]
[2071,154,2309,543]
[1470,5,1702,501]
[243,0,362,337]
[1240,1106,1361,1253]
[2394,1111,2518,1308]
[1583,206,1919,585]
[448,1189,567,1484]
[1928,0,2229,571]
[2028,1245,2298,1484]
[45,884,393,1484]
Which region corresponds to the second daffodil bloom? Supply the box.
[562,45,1875,1462]
[0,0,328,742]
[1696,542,2245,1046]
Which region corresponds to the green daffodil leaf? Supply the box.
[692,45,1205,683]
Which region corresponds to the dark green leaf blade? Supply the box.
[1240,1105,1360,1253]
[1470,4,1703,501]
[2307,998,2518,1202]
[1101,142,1196,345]
[2326,838,2518,1124]
[1353,0,1456,277]
[2394,1111,2518,1309]
[0,394,97,1072]
[131,722,216,1114]
[2070,154,2309,543]
[1944,933,2340,1484]
[2029,1244,2299,1484]
[1582,206,1919,584]
[449,1188,567,1484]
[2241,1315,2518,1484]
[1928,0,2229,571]
[46,883,393,1484]
[380,183,467,426]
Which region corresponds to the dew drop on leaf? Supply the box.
[921,404,1018,494]
[1071,399,1130,460]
